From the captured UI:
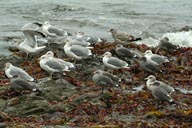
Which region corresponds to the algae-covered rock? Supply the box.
[4,95,52,116]
[72,92,98,105]
[0,99,7,111]
[39,78,77,101]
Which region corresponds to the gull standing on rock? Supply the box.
[10,75,40,93]
[145,75,187,107]
[102,52,130,70]
[108,28,142,44]
[157,37,179,53]
[138,57,162,73]
[149,81,175,104]
[145,75,175,94]
[144,50,169,65]
[64,40,92,60]
[92,70,120,93]
[115,44,141,59]
[4,62,34,82]
[45,51,75,69]
[39,54,70,79]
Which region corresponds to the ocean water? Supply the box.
[0,0,192,55]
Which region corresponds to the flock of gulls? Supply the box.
[4,21,184,107]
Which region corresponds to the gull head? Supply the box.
[116,44,123,48]
[102,52,112,57]
[43,21,50,26]
[38,54,48,61]
[145,75,156,81]
[65,40,73,46]
[144,50,153,55]
[46,51,54,57]
[4,62,12,70]
[108,28,117,34]
[77,31,85,36]
[93,70,103,75]
[160,37,169,43]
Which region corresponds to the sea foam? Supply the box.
[135,30,192,48]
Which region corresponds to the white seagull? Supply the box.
[64,40,92,60]
[4,62,34,82]
[144,50,169,65]
[145,75,175,94]
[45,51,75,69]
[102,52,130,70]
[34,21,67,37]
[16,23,46,58]
[39,54,70,79]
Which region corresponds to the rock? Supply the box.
[72,92,98,105]
[0,99,7,111]
[0,123,6,128]
[4,95,52,116]
[40,79,77,101]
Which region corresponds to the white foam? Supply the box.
[135,30,192,48]
[162,30,192,47]
[135,37,159,47]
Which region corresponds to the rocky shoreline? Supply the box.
[0,38,192,127]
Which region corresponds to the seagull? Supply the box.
[64,40,92,60]
[150,81,175,104]
[75,31,104,44]
[4,62,34,82]
[34,21,67,37]
[157,37,179,52]
[10,75,40,93]
[16,23,47,58]
[115,44,138,59]
[17,36,46,58]
[21,22,47,47]
[39,54,70,79]
[138,57,162,73]
[22,22,42,32]
[92,70,120,93]
[108,28,142,44]
[146,75,186,107]
[145,75,175,94]
[45,51,75,69]
[67,37,91,47]
[102,52,130,70]
[144,50,169,65]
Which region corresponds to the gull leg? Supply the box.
[101,87,104,94]
[155,48,159,54]
[48,73,53,80]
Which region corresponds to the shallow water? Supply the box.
[0,0,192,55]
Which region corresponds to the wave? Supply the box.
[135,30,192,48]
[162,31,192,47]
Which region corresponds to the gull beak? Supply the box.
[93,70,97,74]
[102,52,106,57]
[144,77,149,80]
[37,58,41,61]
[98,53,105,58]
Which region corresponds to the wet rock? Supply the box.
[4,95,52,116]
[0,55,23,70]
[0,123,6,128]
[143,111,165,120]
[72,92,98,105]
[39,78,77,101]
